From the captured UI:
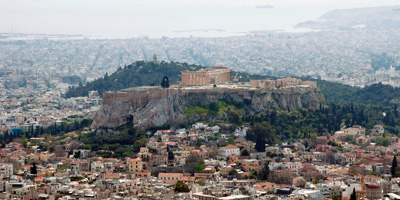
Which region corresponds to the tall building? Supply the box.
[152,54,157,63]
[181,66,232,86]
[127,157,143,173]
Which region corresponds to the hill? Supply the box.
[66,60,400,106]
[239,74,400,106]
[296,6,400,31]
[315,80,400,106]
[65,61,204,98]
[92,86,323,130]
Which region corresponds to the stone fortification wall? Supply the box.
[251,78,317,89]
[301,81,317,88]
[103,86,252,108]
[250,79,276,89]
[276,77,302,88]
[102,85,318,109]
[102,87,181,108]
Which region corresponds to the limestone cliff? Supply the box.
[91,86,325,130]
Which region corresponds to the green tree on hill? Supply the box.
[257,161,270,180]
[228,111,242,126]
[174,181,190,192]
[246,122,275,152]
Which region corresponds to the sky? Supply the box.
[0,0,399,38]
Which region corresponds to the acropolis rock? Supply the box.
[91,84,325,130]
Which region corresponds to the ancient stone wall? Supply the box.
[102,84,318,110]
[103,87,226,107]
[301,81,317,88]
[250,80,276,89]
[103,87,181,108]
[276,77,301,88]
[251,78,317,89]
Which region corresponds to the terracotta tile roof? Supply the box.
[158,173,183,176]
[221,145,238,150]
[34,176,44,182]
[105,173,120,179]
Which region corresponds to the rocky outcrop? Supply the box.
[91,100,134,129]
[91,87,325,130]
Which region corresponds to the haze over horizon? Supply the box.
[1,0,400,39]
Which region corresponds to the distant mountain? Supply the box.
[296,6,400,31]
[256,5,273,9]
[65,61,203,98]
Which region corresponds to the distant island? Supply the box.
[174,29,226,33]
[295,5,400,31]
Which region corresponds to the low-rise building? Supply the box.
[220,145,240,158]
[158,173,183,184]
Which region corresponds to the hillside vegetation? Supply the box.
[66,61,203,98]
[316,81,400,106]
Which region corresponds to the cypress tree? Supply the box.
[161,76,169,88]
[4,131,10,143]
[392,155,398,177]
[257,161,270,180]
[255,130,266,152]
[30,163,37,174]
[167,146,174,160]
[350,188,356,200]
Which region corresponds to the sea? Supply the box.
[0,0,399,39]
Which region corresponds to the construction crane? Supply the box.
[233,72,239,83]
[347,172,365,200]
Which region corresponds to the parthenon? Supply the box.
[181,66,232,86]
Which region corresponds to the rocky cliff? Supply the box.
[91,86,325,130]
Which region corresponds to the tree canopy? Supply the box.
[257,161,270,180]
[174,181,191,193]
[246,122,275,152]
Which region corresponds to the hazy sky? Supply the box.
[1,0,399,38]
